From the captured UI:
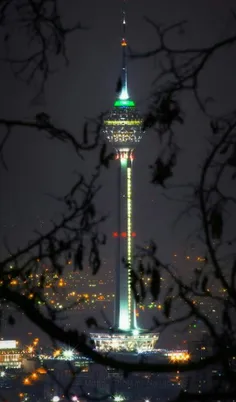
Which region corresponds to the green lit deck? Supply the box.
[114,99,135,107]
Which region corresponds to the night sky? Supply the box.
[1,0,236,341]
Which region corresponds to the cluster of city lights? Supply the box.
[168,351,190,363]
[51,348,75,361]
[18,392,28,401]
[23,367,47,386]
[25,337,39,356]
[51,396,79,402]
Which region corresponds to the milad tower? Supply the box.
[91,2,158,352]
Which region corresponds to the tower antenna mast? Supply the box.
[120,0,129,100]
[122,0,126,37]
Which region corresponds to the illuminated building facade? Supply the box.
[0,340,22,369]
[92,3,158,351]
[92,332,158,353]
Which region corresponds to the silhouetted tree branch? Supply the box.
[0,0,85,98]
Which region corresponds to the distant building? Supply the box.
[0,340,22,369]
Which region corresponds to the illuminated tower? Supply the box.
[91,2,158,352]
[102,4,143,332]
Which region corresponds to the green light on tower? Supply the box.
[120,157,127,167]
[114,99,136,107]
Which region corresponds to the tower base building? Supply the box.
[91,332,158,353]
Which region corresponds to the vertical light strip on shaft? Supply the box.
[118,153,129,330]
[127,157,132,329]
[115,152,121,329]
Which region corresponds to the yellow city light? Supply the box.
[53,349,61,358]
[169,352,190,363]
[37,367,47,374]
[23,377,31,385]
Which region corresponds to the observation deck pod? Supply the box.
[102,98,144,150]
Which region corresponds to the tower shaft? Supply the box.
[115,150,136,331]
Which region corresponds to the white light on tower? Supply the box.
[119,87,129,100]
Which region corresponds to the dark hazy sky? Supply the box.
[1,0,236,263]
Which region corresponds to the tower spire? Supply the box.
[119,0,129,100]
